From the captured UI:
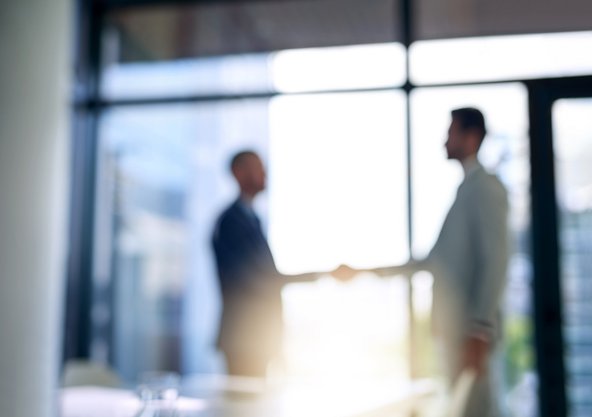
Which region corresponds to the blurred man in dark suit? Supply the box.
[212,150,347,377]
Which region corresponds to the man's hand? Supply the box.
[331,264,357,282]
[462,335,490,376]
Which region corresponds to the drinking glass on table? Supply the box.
[136,371,180,417]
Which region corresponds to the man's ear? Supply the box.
[467,130,482,152]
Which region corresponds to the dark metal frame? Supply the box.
[526,75,592,417]
[400,0,419,380]
[67,3,592,417]
[64,0,105,360]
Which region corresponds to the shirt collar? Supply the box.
[237,193,255,209]
[236,196,258,221]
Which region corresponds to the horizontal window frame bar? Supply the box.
[83,75,592,110]
[74,84,408,109]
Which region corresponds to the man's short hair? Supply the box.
[451,107,487,143]
[230,150,258,172]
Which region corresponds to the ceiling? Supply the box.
[105,0,592,62]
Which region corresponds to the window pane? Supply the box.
[95,100,270,380]
[269,91,408,273]
[101,42,406,100]
[282,276,410,379]
[410,84,536,416]
[411,84,530,257]
[269,91,410,378]
[553,98,592,417]
[271,43,406,93]
[101,53,272,100]
[410,31,592,85]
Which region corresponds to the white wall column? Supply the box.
[0,1,71,416]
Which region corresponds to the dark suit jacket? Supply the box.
[212,199,284,359]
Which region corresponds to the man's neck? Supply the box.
[239,192,256,206]
[460,154,480,177]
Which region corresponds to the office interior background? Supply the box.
[1,0,592,416]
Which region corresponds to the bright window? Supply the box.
[411,31,592,85]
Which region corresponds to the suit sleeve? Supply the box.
[214,213,282,293]
[469,179,509,339]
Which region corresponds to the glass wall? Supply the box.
[552,99,592,417]
[94,91,413,381]
[95,43,410,382]
[95,101,270,380]
[269,91,408,273]
[89,20,592,417]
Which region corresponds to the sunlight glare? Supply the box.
[271,43,406,93]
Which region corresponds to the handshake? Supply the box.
[326,260,425,282]
[329,264,359,282]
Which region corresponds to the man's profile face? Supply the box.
[238,154,266,194]
[248,155,266,193]
[445,118,467,161]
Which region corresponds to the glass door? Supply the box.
[552,97,592,417]
[528,76,592,417]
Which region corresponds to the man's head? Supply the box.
[445,107,487,161]
[230,150,266,198]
